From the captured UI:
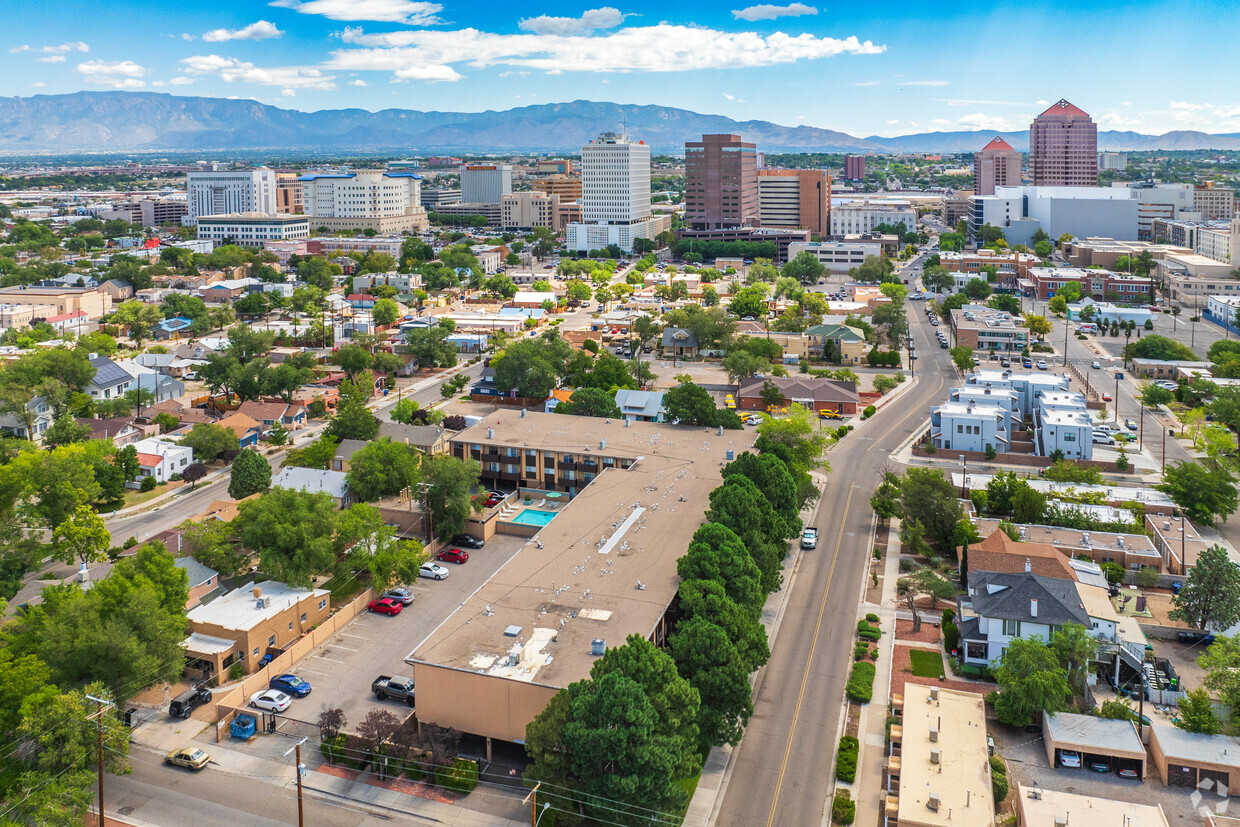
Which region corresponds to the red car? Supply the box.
[436,548,470,565]
[1102,393,1113,401]
[484,492,505,507]
[368,598,403,616]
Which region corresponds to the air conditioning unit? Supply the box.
[927,792,941,812]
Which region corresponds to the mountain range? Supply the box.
[2,92,1240,155]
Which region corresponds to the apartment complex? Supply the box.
[843,155,865,180]
[830,198,917,235]
[185,169,278,224]
[973,135,1022,196]
[684,134,759,230]
[300,171,429,234]
[567,132,662,252]
[1029,99,1098,186]
[0,285,112,317]
[195,213,310,248]
[757,169,831,236]
[460,164,513,205]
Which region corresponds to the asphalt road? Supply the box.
[716,303,956,826]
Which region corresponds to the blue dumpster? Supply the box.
[231,713,256,740]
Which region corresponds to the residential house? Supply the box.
[99,279,134,302]
[377,421,450,454]
[113,359,186,405]
[271,466,352,507]
[614,389,666,423]
[130,437,194,488]
[346,293,376,310]
[175,556,221,610]
[544,388,574,413]
[805,323,867,365]
[145,398,217,427]
[973,518,1163,572]
[202,278,258,303]
[1037,408,1094,460]
[661,327,699,358]
[85,355,135,401]
[0,396,54,440]
[46,310,89,336]
[183,581,330,678]
[331,439,369,472]
[76,416,145,447]
[216,413,262,448]
[736,375,860,414]
[959,530,1080,581]
[154,317,194,340]
[237,400,307,431]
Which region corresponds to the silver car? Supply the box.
[383,587,415,605]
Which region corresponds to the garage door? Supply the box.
[1200,769,1229,793]
[1168,764,1197,788]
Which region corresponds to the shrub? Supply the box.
[941,607,955,624]
[140,476,157,492]
[835,736,859,782]
[866,613,879,623]
[869,647,879,661]
[228,662,244,681]
[899,558,914,572]
[924,441,936,454]
[854,641,869,661]
[846,661,876,703]
[862,405,877,419]
[984,444,997,461]
[436,758,480,794]
[859,626,882,642]
[991,769,1009,803]
[832,790,856,825]
[943,621,959,654]
[1137,567,1161,588]
[319,733,349,765]
[990,755,1007,776]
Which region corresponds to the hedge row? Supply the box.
[846,661,876,703]
[832,790,856,825]
[835,735,859,782]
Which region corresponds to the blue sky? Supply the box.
[5,0,1239,138]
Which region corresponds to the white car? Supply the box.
[420,562,450,581]
[1059,750,1082,769]
[1036,360,1048,370]
[1092,432,1116,445]
[249,690,292,713]
[1091,361,1101,369]
[1155,380,1178,391]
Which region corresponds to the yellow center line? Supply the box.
[867,371,946,451]
[764,483,856,827]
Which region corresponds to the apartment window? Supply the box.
[318,598,327,610]
[1003,619,1020,637]
[300,612,307,623]
[253,647,260,657]
[268,634,276,647]
[288,622,293,631]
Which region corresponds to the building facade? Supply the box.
[973,135,1023,196]
[684,134,759,230]
[185,169,278,225]
[757,169,831,236]
[786,239,882,272]
[1098,151,1128,171]
[501,191,560,230]
[843,155,865,180]
[830,198,917,236]
[1029,99,1098,186]
[460,165,513,205]
[300,171,429,234]
[195,213,310,248]
[567,133,660,253]
[275,173,303,214]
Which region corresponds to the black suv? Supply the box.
[452,534,485,549]
[169,686,212,719]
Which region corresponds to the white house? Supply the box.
[966,369,1071,418]
[614,389,667,423]
[930,400,1009,453]
[131,437,194,488]
[1037,408,1094,460]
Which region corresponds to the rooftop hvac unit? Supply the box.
[927,792,941,812]
[929,725,939,742]
[1054,818,1067,827]
[929,687,940,701]
[725,450,735,461]
[930,748,941,764]
[590,638,606,656]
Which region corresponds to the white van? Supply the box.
[1075,324,1096,333]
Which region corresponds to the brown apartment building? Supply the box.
[757,169,831,236]
[684,134,759,230]
[973,136,1022,195]
[1029,99,1098,186]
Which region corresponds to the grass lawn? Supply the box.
[321,569,368,604]
[121,480,185,509]
[675,772,702,819]
[908,649,946,679]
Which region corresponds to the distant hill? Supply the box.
[1,92,1239,155]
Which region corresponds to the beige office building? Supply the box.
[757,169,831,236]
[0,286,112,318]
[501,191,560,230]
[531,175,582,201]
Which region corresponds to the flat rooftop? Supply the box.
[958,473,1174,508]
[975,519,1160,561]
[187,580,327,632]
[1045,711,1144,757]
[413,412,757,688]
[897,684,994,827]
[1016,786,1168,827]
[1151,724,1240,768]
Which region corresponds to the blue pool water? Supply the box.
[511,508,557,527]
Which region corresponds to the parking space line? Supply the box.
[307,655,348,665]
[337,632,370,640]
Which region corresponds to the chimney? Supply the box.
[1030,598,1038,618]
[1025,557,1031,573]
[252,586,262,599]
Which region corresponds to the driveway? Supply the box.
[288,534,529,728]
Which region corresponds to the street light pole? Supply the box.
[959,455,967,499]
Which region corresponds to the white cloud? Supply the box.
[203,20,284,42]
[885,119,899,124]
[181,33,195,41]
[269,0,443,25]
[348,78,368,86]
[281,88,297,96]
[1122,101,1131,106]
[904,80,948,87]
[37,55,66,63]
[853,80,879,86]
[955,112,1030,131]
[333,24,884,80]
[519,7,624,35]
[731,3,817,21]
[1035,99,1049,106]
[169,76,196,85]
[31,81,46,88]
[722,92,735,100]
[795,114,806,121]
[11,41,89,56]
[74,59,148,89]
[1169,100,1209,111]
[179,54,337,90]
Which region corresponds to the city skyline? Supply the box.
[4,0,1240,138]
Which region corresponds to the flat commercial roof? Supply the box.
[959,474,1175,509]
[1016,786,1168,827]
[1151,724,1240,768]
[897,684,994,827]
[974,519,1161,562]
[187,580,327,632]
[1044,711,1144,758]
[413,412,758,689]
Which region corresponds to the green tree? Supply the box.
[422,454,482,542]
[345,438,422,502]
[677,523,764,617]
[870,470,902,522]
[1176,688,1221,734]
[707,475,791,594]
[1140,383,1174,407]
[782,250,827,284]
[283,434,340,470]
[898,468,963,552]
[179,422,240,463]
[326,380,380,442]
[992,638,1072,726]
[390,397,421,425]
[111,299,162,344]
[180,517,249,581]
[1125,334,1197,362]
[670,615,754,750]
[1098,698,1140,722]
[1156,462,1238,525]
[1170,545,1240,630]
[963,278,992,301]
[404,325,459,370]
[558,387,622,418]
[721,350,768,385]
[896,567,956,633]
[234,489,339,588]
[1049,623,1098,696]
[42,414,92,448]
[492,336,573,399]
[50,503,110,567]
[332,343,374,378]
[228,448,272,499]
[1047,296,1068,315]
[663,380,726,427]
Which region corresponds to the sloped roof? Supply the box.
[962,530,1077,581]
[216,413,261,439]
[378,421,447,449]
[736,375,860,404]
[982,136,1016,152]
[89,356,133,390]
[175,556,218,588]
[1038,99,1090,118]
[967,570,1090,626]
[661,327,699,347]
[614,389,666,418]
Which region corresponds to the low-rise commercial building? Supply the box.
[1022,267,1153,301]
[949,305,1029,352]
[0,285,111,318]
[1146,513,1216,574]
[1015,786,1168,827]
[1206,295,1240,331]
[195,213,310,248]
[831,197,916,236]
[786,239,882,273]
[805,322,866,364]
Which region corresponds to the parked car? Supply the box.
[165,746,211,771]
[420,562,450,580]
[382,587,415,605]
[249,690,292,713]
[1036,360,1048,370]
[1155,380,1178,391]
[1102,393,1113,401]
[372,675,416,705]
[1089,760,1112,773]
[436,548,470,565]
[452,534,485,549]
[1059,750,1082,768]
[801,527,819,549]
[368,597,404,616]
[268,674,311,698]
[1023,358,1033,368]
[817,410,840,420]
[169,687,212,719]
[1092,432,1116,445]
[746,415,762,425]
[1117,767,1139,779]
[940,341,949,349]
[484,491,506,507]
[1125,418,1138,431]
[1091,361,1101,369]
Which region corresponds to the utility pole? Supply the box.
[283,737,308,827]
[85,694,113,827]
[418,481,434,542]
[523,782,543,827]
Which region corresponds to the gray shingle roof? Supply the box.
[89,356,134,390]
[614,389,666,418]
[661,327,699,348]
[378,422,446,449]
[175,556,218,588]
[967,571,1091,627]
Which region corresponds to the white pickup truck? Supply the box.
[800,527,819,549]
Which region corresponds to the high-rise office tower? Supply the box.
[459,165,513,205]
[757,169,831,236]
[1029,99,1098,186]
[567,132,665,252]
[844,155,866,181]
[973,136,1023,196]
[684,134,759,230]
[185,169,277,224]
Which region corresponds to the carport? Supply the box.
[1043,711,1146,779]
[1149,724,1240,795]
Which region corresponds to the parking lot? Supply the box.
[271,533,531,729]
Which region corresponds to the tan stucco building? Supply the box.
[0,286,112,318]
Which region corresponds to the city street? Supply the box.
[715,305,956,826]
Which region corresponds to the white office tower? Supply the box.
[567,132,665,253]
[185,169,277,224]
[299,171,429,234]
[460,164,513,205]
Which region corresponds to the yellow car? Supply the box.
[724,397,736,409]
[818,410,841,420]
[165,746,211,771]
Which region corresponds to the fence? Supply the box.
[213,586,376,739]
[911,429,1133,475]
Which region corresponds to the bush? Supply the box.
[855,641,869,661]
[846,661,876,703]
[990,754,1007,776]
[943,621,959,654]
[924,441,936,454]
[436,757,480,794]
[835,736,859,782]
[319,733,349,766]
[859,626,882,641]
[866,613,879,623]
[140,476,157,492]
[228,662,244,681]
[861,405,877,419]
[1137,567,1161,588]
[991,769,1009,803]
[832,790,856,825]
[984,444,997,461]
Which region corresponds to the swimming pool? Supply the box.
[511,508,557,527]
